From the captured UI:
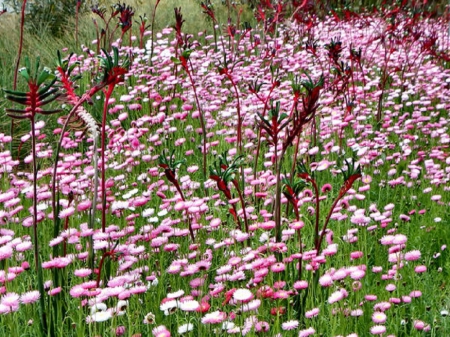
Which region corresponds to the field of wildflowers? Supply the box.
[0,1,449,336]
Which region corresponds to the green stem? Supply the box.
[309,179,320,248]
[31,116,47,336]
[185,61,208,182]
[274,146,284,243]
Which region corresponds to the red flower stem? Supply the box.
[225,74,243,156]
[93,20,100,55]
[315,194,342,254]
[96,251,112,288]
[149,0,160,64]
[252,85,276,196]
[308,178,320,248]
[172,180,195,242]
[225,73,245,189]
[16,141,24,162]
[13,0,26,91]
[101,85,115,232]
[230,203,242,230]
[232,180,249,233]
[10,0,27,151]
[52,93,100,233]
[75,1,80,48]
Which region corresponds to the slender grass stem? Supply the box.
[31,117,47,337]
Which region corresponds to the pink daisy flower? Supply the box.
[294,280,308,290]
[281,319,299,330]
[152,325,171,337]
[372,312,387,324]
[201,310,227,324]
[20,290,40,304]
[370,325,386,335]
[298,327,316,337]
[305,307,320,318]
[1,292,20,307]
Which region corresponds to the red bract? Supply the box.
[117,4,134,34]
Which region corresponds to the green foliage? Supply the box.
[4,0,89,36]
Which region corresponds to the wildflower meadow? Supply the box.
[0,1,449,336]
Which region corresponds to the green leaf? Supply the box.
[24,57,31,74]
[34,57,41,79]
[38,87,59,102]
[279,113,288,123]
[36,68,52,86]
[39,93,62,106]
[37,77,58,96]
[5,95,29,105]
[113,47,119,67]
[18,67,30,82]
[181,49,192,60]
[3,89,28,97]
[171,56,181,65]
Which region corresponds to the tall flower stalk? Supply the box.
[53,51,100,270]
[149,0,161,61]
[97,48,129,232]
[258,74,323,243]
[209,154,248,233]
[51,48,128,282]
[182,54,208,181]
[4,57,62,337]
[10,0,28,150]
[159,150,195,241]
[296,158,362,254]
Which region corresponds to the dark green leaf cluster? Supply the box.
[4,57,61,119]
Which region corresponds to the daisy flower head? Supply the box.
[116,300,128,316]
[233,288,253,302]
[372,311,387,324]
[255,320,270,332]
[294,280,308,290]
[178,323,194,334]
[282,319,299,330]
[167,289,185,299]
[1,292,20,307]
[241,299,261,312]
[298,327,316,337]
[179,299,200,312]
[305,307,320,318]
[404,250,421,261]
[90,302,107,315]
[88,310,112,323]
[152,325,171,337]
[370,325,386,335]
[328,290,344,304]
[20,290,40,304]
[160,300,177,316]
[201,310,227,324]
[143,312,156,324]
